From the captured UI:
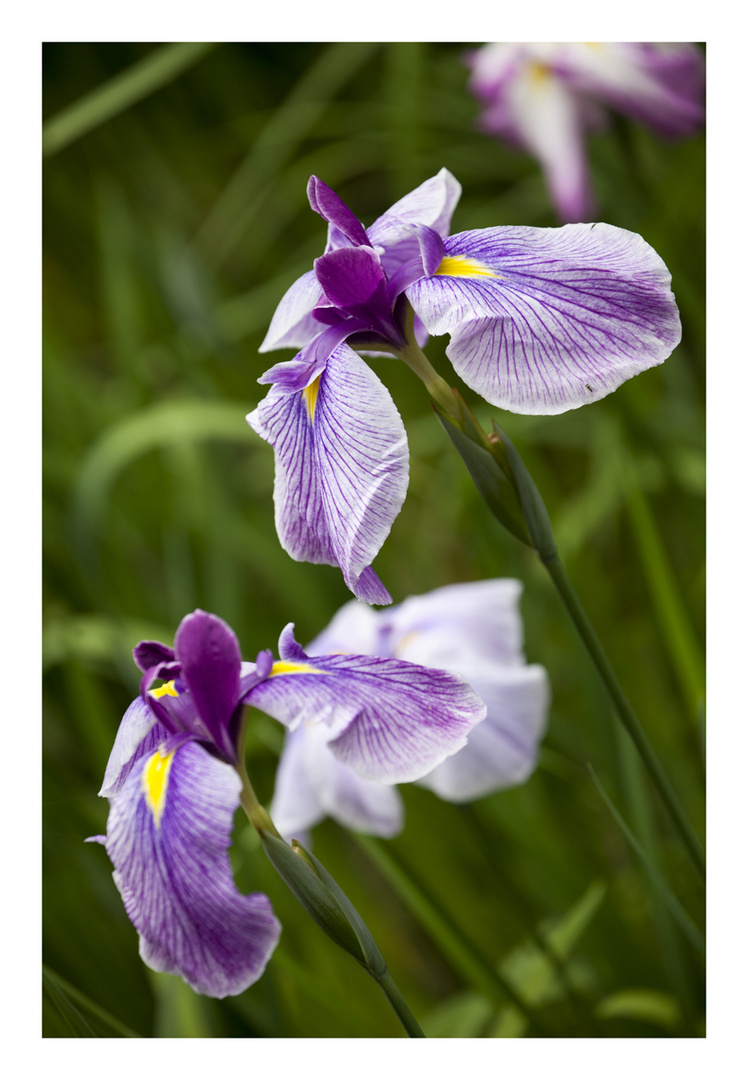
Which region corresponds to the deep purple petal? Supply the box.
[246,643,486,784]
[246,345,409,605]
[307,176,369,247]
[103,740,281,998]
[133,640,175,673]
[407,223,681,414]
[174,610,242,760]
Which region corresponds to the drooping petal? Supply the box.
[246,628,486,784]
[271,723,403,839]
[494,59,593,222]
[416,663,550,801]
[259,269,325,353]
[103,740,281,998]
[247,345,409,605]
[407,223,681,414]
[99,700,167,798]
[380,579,528,670]
[174,610,242,761]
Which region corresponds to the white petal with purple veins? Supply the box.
[407,223,681,414]
[248,646,485,784]
[247,345,409,605]
[105,741,280,998]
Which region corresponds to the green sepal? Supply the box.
[433,397,532,548]
[490,420,558,562]
[259,831,387,977]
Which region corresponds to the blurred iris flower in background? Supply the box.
[249,168,681,602]
[91,608,486,997]
[271,579,550,840]
[466,42,705,222]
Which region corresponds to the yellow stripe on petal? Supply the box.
[302,376,321,424]
[435,255,501,279]
[149,680,178,699]
[270,660,323,677]
[142,749,176,827]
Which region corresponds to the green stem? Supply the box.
[542,552,706,880]
[375,970,425,1037]
[236,714,424,1037]
[396,321,458,417]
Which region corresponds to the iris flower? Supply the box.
[271,579,550,840]
[90,608,486,997]
[466,42,705,222]
[248,169,681,602]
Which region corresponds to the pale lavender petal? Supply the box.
[104,740,281,998]
[260,269,325,353]
[408,223,681,414]
[556,42,705,138]
[304,600,379,658]
[417,663,550,801]
[366,169,462,283]
[271,723,403,839]
[247,633,486,784]
[367,168,462,245]
[99,699,166,798]
[247,344,409,605]
[491,59,593,222]
[380,579,527,669]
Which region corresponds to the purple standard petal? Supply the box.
[307,175,370,247]
[174,610,242,761]
[271,723,403,839]
[247,344,409,605]
[416,662,550,801]
[407,223,681,414]
[367,168,462,275]
[246,628,486,784]
[103,740,281,998]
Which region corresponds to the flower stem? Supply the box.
[236,712,425,1037]
[375,969,425,1037]
[542,551,706,880]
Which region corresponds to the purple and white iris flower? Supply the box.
[271,579,550,840]
[466,42,705,222]
[91,608,486,997]
[248,169,681,603]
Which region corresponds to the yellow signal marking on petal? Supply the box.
[142,749,176,827]
[270,660,323,677]
[149,680,178,699]
[302,376,321,424]
[435,255,501,279]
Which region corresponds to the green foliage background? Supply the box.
[42,42,705,1038]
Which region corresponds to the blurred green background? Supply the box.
[42,42,705,1038]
